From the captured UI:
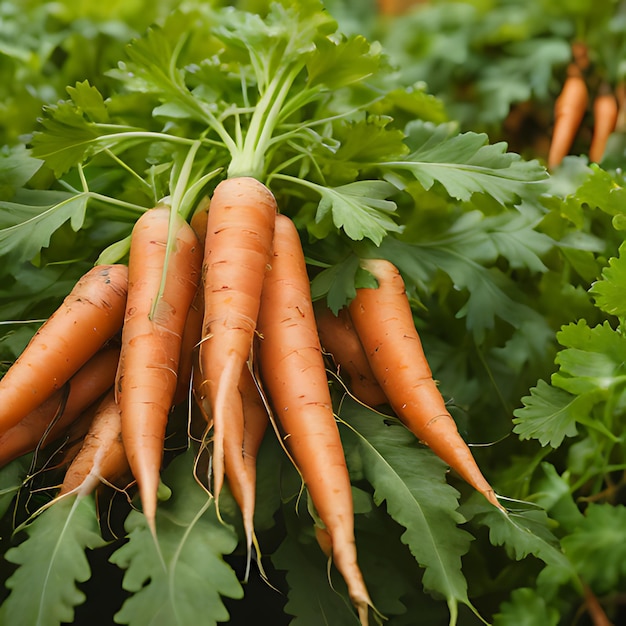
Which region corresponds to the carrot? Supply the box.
[314,303,388,407]
[221,364,270,579]
[377,0,424,16]
[589,82,619,164]
[173,197,210,406]
[116,206,202,531]
[48,402,99,471]
[0,345,120,468]
[197,176,276,510]
[59,389,129,497]
[0,264,127,434]
[256,214,373,624]
[348,258,504,511]
[548,61,589,169]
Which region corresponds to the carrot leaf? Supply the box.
[272,513,364,626]
[313,180,402,244]
[493,588,560,626]
[560,502,626,594]
[0,189,89,262]
[0,495,106,626]
[110,449,242,626]
[380,121,548,205]
[460,492,574,577]
[512,380,583,448]
[590,241,626,316]
[0,454,30,519]
[338,399,476,625]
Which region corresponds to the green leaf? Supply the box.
[110,450,242,626]
[560,503,626,594]
[272,518,362,626]
[315,181,401,244]
[66,80,110,124]
[30,98,105,177]
[0,189,89,262]
[460,493,573,578]
[590,242,626,317]
[306,34,381,89]
[0,145,43,200]
[493,588,559,626]
[381,121,547,205]
[0,495,107,626]
[338,400,475,623]
[380,233,549,340]
[0,455,31,519]
[553,320,626,395]
[309,253,360,313]
[512,380,582,448]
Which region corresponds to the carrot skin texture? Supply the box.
[548,63,588,169]
[314,303,388,407]
[589,83,619,164]
[349,259,503,510]
[0,264,127,434]
[197,177,276,505]
[257,214,373,622]
[173,198,210,406]
[116,206,202,527]
[59,389,128,497]
[0,345,120,468]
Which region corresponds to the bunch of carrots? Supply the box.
[548,41,621,169]
[0,175,505,625]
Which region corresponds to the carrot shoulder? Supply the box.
[116,206,202,530]
[257,214,373,624]
[0,264,127,434]
[197,176,276,507]
[349,258,504,511]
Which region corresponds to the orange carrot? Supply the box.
[314,303,388,407]
[59,389,129,497]
[348,258,504,511]
[221,364,270,578]
[116,206,202,531]
[173,200,210,406]
[548,62,589,169]
[0,345,120,468]
[589,82,619,164]
[0,264,127,434]
[48,402,99,471]
[238,365,269,479]
[197,176,276,511]
[257,214,373,624]
[377,0,424,16]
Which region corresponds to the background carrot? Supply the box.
[0,264,127,434]
[589,82,619,164]
[348,258,504,511]
[314,303,388,408]
[0,345,120,468]
[547,61,589,169]
[256,214,373,624]
[116,206,202,531]
[197,176,276,508]
[59,389,129,497]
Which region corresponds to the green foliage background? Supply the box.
[1,1,626,625]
